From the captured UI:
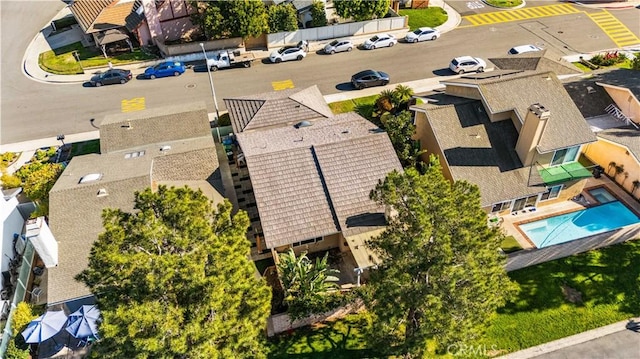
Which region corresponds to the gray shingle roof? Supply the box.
[489,50,581,76]
[99,103,212,153]
[413,97,544,207]
[444,71,596,152]
[47,104,220,305]
[236,113,402,248]
[597,126,640,160]
[224,85,333,133]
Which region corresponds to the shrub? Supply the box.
[632,53,640,70]
[589,52,626,67]
[0,152,18,170]
[1,173,22,189]
[310,1,328,27]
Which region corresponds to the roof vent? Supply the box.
[342,129,350,134]
[295,121,312,128]
[121,121,132,129]
[79,173,102,184]
[97,188,108,197]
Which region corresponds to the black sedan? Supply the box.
[89,69,132,87]
[351,70,390,90]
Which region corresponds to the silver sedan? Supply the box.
[323,40,354,54]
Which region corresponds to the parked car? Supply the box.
[323,39,354,54]
[508,44,542,55]
[449,56,487,74]
[269,41,307,63]
[405,27,441,43]
[89,69,132,87]
[363,34,397,50]
[143,61,186,79]
[351,70,390,90]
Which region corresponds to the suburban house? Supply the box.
[410,70,597,215]
[224,86,403,273]
[69,0,198,51]
[46,103,224,306]
[564,69,640,199]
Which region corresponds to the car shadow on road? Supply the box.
[135,74,149,80]
[335,83,357,91]
[81,82,94,88]
[192,64,208,72]
[433,68,456,76]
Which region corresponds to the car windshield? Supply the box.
[370,36,379,41]
[412,29,422,35]
[329,40,338,46]
[452,59,459,65]
[509,48,518,54]
[278,47,291,54]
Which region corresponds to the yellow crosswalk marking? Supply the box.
[462,4,580,26]
[272,80,295,91]
[121,97,145,113]
[587,10,640,48]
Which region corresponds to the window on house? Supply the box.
[540,185,563,201]
[300,238,316,245]
[491,201,511,213]
[551,146,580,166]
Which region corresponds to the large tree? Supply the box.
[191,0,269,39]
[267,3,298,33]
[381,111,424,169]
[365,162,519,357]
[78,186,271,358]
[333,0,391,22]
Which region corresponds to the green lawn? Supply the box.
[328,95,378,114]
[485,0,523,7]
[39,41,157,75]
[399,7,448,30]
[269,240,640,357]
[70,139,100,157]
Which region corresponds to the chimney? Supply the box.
[515,104,550,166]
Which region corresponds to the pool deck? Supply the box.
[501,175,640,272]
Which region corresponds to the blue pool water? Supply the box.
[519,201,640,248]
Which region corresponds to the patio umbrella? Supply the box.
[21,311,68,343]
[66,305,101,340]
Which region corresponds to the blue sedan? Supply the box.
[143,61,186,79]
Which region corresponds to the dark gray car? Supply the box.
[351,70,390,90]
[89,69,132,87]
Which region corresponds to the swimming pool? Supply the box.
[519,201,640,248]
[588,187,616,204]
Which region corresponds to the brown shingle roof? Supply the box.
[224,85,332,133]
[47,103,221,305]
[236,112,402,248]
[443,71,596,152]
[69,0,115,33]
[88,0,138,32]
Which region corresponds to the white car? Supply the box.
[363,33,397,50]
[269,43,307,63]
[323,39,354,54]
[405,27,441,43]
[449,56,487,74]
[508,44,542,55]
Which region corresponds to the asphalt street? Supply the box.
[1,1,639,145]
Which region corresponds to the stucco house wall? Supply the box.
[583,138,640,198]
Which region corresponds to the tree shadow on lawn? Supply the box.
[500,241,640,315]
[268,315,387,359]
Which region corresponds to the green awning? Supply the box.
[538,162,591,185]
